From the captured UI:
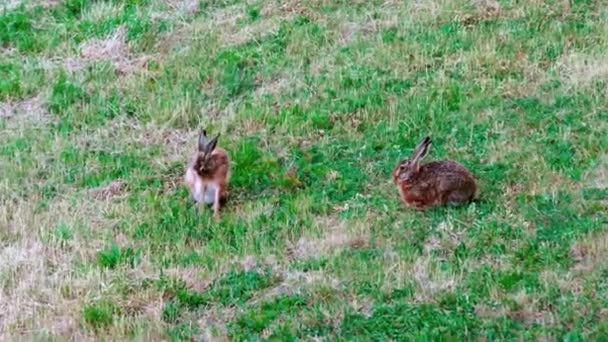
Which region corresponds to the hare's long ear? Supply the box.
[205,133,220,154]
[411,136,431,171]
[198,130,208,152]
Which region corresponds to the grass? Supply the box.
[1,0,608,340]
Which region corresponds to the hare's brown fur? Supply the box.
[393,137,476,210]
[184,131,230,219]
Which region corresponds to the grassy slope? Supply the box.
[1,0,608,340]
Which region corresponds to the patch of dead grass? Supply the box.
[0,237,80,337]
[269,0,317,18]
[584,153,608,189]
[454,41,545,98]
[477,288,553,326]
[540,270,583,296]
[424,219,465,255]
[383,228,468,302]
[290,216,369,260]
[569,231,608,273]
[89,179,127,201]
[67,26,150,75]
[240,255,257,271]
[0,0,58,10]
[156,0,200,19]
[165,266,211,293]
[405,0,461,19]
[410,256,458,301]
[159,3,245,50]
[81,26,129,60]
[183,1,314,48]
[195,301,242,341]
[80,1,123,22]
[100,119,194,164]
[507,291,553,325]
[555,52,608,88]
[259,270,341,301]
[0,0,22,10]
[215,0,318,47]
[0,94,51,128]
[0,190,135,337]
[454,0,502,26]
[220,16,282,47]
[253,76,296,98]
[474,303,506,319]
[337,22,361,45]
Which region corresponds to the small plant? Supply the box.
[247,6,260,22]
[97,244,139,269]
[82,300,117,330]
[162,300,181,323]
[52,223,73,247]
[48,73,87,114]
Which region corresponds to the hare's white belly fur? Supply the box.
[186,168,217,205]
[202,184,217,204]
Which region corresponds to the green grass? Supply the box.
[83,299,119,330]
[1,0,608,340]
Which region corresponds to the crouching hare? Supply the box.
[393,136,476,210]
[185,130,230,219]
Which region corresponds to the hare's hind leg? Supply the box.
[213,186,221,219]
[445,190,471,206]
[219,183,228,206]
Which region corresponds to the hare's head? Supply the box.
[194,130,220,175]
[394,136,431,183]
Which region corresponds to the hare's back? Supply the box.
[423,160,471,174]
[421,161,476,188]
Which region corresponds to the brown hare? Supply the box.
[184,130,230,219]
[393,136,476,210]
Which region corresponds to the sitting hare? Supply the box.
[393,136,476,210]
[185,130,230,218]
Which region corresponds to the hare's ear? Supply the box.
[411,136,431,170]
[205,133,220,154]
[198,131,209,152]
